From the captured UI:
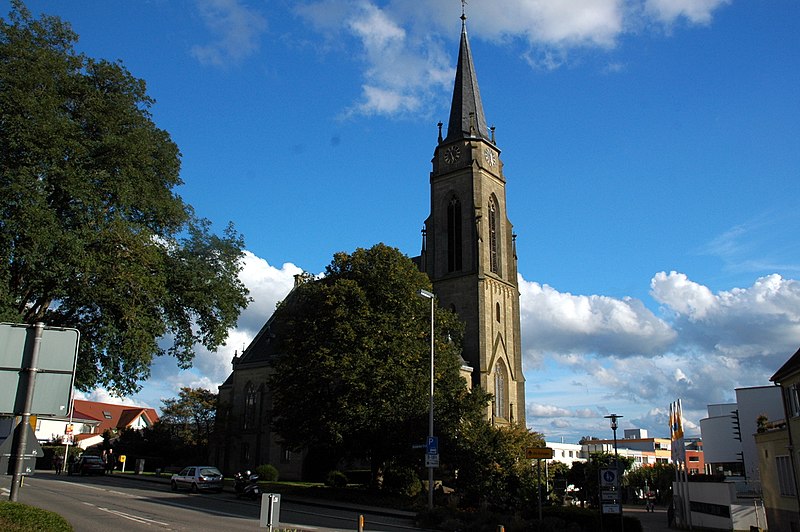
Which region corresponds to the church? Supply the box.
[212,10,526,480]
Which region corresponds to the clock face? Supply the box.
[443,145,461,165]
[484,148,496,167]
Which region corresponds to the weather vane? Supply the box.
[461,0,467,20]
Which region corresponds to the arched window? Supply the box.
[494,360,508,419]
[447,196,463,272]
[488,198,499,275]
[243,382,256,430]
[495,302,501,322]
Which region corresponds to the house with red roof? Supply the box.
[33,399,158,449]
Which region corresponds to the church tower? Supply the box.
[419,11,526,426]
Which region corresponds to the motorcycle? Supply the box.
[234,470,261,500]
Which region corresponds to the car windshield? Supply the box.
[199,468,221,477]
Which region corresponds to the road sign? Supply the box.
[0,422,43,475]
[426,436,438,454]
[0,323,80,416]
[425,453,439,468]
[602,503,621,514]
[526,447,554,459]
[600,468,618,487]
[601,489,620,501]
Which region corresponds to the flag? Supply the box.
[669,399,685,463]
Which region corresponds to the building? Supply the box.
[34,399,158,449]
[699,385,783,483]
[584,429,672,468]
[755,346,800,531]
[413,11,525,426]
[213,9,526,479]
[546,442,586,468]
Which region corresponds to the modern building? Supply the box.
[545,442,586,467]
[584,429,672,468]
[213,9,526,479]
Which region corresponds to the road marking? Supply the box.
[83,502,171,527]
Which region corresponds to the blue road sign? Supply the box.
[427,436,438,454]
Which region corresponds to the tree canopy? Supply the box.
[0,2,249,394]
[268,243,489,482]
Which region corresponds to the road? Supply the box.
[0,472,422,531]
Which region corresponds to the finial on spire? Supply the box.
[461,0,467,23]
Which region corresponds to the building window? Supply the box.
[495,302,501,322]
[243,382,257,430]
[241,443,250,465]
[103,411,113,419]
[777,455,796,496]
[788,384,800,417]
[447,196,463,272]
[494,360,507,419]
[488,198,499,274]
[281,446,292,464]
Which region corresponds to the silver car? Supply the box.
[170,465,224,493]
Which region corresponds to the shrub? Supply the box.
[383,464,421,497]
[256,464,279,482]
[325,470,348,488]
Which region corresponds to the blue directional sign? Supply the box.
[426,436,439,454]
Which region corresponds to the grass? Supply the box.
[0,501,73,532]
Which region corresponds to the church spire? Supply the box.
[444,5,490,143]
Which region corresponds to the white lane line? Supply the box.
[82,502,171,527]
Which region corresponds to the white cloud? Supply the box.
[650,271,716,319]
[519,276,676,359]
[75,388,145,407]
[644,0,731,25]
[191,0,268,67]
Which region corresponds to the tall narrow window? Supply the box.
[494,360,508,419]
[447,196,463,272]
[243,382,256,430]
[488,198,499,274]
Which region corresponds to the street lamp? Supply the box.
[604,413,624,530]
[418,288,435,510]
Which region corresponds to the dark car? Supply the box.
[171,466,223,493]
[73,455,105,476]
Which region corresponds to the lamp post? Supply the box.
[418,288,435,510]
[604,413,624,531]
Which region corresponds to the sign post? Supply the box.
[0,322,80,501]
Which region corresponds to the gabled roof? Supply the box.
[72,400,158,433]
[445,13,490,143]
[771,346,800,383]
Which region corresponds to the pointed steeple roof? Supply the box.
[445,12,490,143]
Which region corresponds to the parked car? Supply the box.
[73,455,105,476]
[171,466,224,493]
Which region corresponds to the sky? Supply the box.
[6,0,800,444]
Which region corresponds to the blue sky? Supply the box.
[7,0,800,444]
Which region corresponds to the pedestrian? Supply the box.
[66,453,75,476]
[105,449,114,474]
[53,454,63,475]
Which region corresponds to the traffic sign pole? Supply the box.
[10,322,43,502]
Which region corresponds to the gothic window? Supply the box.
[243,382,256,430]
[495,302,501,322]
[447,196,463,272]
[494,360,508,419]
[488,198,499,275]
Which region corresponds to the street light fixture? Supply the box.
[604,413,624,530]
[417,288,435,510]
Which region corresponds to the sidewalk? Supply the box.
[624,505,673,532]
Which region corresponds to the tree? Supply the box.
[160,387,218,449]
[0,2,249,394]
[268,243,487,484]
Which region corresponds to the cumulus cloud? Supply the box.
[191,0,268,67]
[519,277,676,360]
[524,271,800,442]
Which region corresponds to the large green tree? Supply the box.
[0,3,249,394]
[160,387,218,449]
[268,243,487,483]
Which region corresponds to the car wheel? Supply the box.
[191,483,198,493]
[171,481,178,492]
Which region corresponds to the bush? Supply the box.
[325,470,348,488]
[256,464,279,482]
[383,464,421,497]
[0,501,72,531]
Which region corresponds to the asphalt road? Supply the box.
[0,471,422,531]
